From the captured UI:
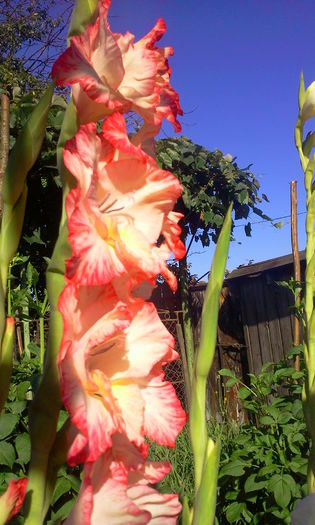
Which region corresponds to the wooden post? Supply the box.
[290,180,301,371]
[0,93,10,218]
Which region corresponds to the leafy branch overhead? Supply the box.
[156,136,271,247]
[0,0,72,92]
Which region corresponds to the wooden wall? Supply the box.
[151,253,305,422]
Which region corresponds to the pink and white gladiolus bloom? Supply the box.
[53,0,185,522]
[63,113,185,295]
[58,283,186,465]
[52,0,182,133]
[65,434,181,525]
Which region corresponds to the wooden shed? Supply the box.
[151,251,305,420]
[189,251,306,421]
[225,250,305,375]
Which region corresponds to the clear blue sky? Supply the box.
[111,1,312,276]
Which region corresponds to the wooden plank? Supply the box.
[220,346,247,423]
[263,273,284,362]
[240,280,262,374]
[242,323,253,373]
[251,278,273,364]
[274,284,294,357]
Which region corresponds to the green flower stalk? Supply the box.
[295,73,315,492]
[0,317,15,411]
[184,204,232,525]
[24,3,98,524]
[0,84,54,415]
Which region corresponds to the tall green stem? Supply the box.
[24,107,76,523]
[186,205,232,525]
[0,84,53,416]
[179,254,194,384]
[295,73,315,492]
[39,317,45,370]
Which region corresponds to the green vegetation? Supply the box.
[149,346,309,524]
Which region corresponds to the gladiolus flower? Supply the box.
[51,1,182,131]
[63,114,184,295]
[58,283,186,465]
[64,435,181,525]
[0,478,27,523]
[54,4,185,522]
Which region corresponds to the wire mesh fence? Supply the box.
[157,309,188,411]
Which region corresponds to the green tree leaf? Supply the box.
[51,477,72,505]
[0,441,16,468]
[15,433,31,465]
[226,502,247,523]
[0,413,19,439]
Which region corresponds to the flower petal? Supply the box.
[142,374,187,447]
[127,485,181,525]
[0,478,27,523]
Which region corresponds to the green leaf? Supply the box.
[57,410,69,431]
[3,83,54,207]
[258,464,279,477]
[6,401,27,414]
[159,152,173,168]
[238,189,248,204]
[51,498,75,521]
[277,411,292,424]
[15,433,31,465]
[182,154,194,166]
[23,230,45,247]
[0,413,19,439]
[0,441,16,468]
[51,477,72,505]
[220,459,247,477]
[226,377,239,387]
[290,457,308,475]
[16,381,31,401]
[190,205,232,491]
[268,474,292,508]
[238,387,251,399]
[64,473,81,493]
[181,495,192,525]
[259,415,275,425]
[226,502,246,523]
[218,369,235,378]
[244,474,266,493]
[67,0,98,40]
[225,491,238,501]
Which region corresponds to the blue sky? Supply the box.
[111,1,312,276]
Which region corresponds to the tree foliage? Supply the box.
[156,136,270,248]
[0,0,72,91]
